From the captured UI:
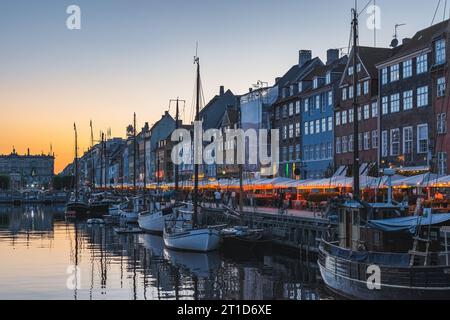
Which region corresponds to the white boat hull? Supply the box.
[119,209,139,223]
[138,211,174,234]
[163,228,221,252]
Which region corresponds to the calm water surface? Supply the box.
[0,205,332,300]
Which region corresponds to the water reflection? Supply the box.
[0,205,332,300]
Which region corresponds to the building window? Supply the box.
[390,93,400,113]
[336,137,342,154]
[390,129,400,156]
[327,142,333,159]
[328,117,333,131]
[304,122,309,135]
[295,144,301,160]
[289,124,294,138]
[382,131,388,157]
[438,113,447,134]
[282,147,287,162]
[417,86,429,107]
[349,134,354,152]
[310,121,314,135]
[315,95,320,109]
[326,72,331,85]
[349,109,354,123]
[357,63,362,72]
[363,81,369,95]
[417,124,429,154]
[348,66,354,76]
[304,99,309,113]
[321,118,327,132]
[342,110,348,125]
[289,146,294,161]
[357,83,361,96]
[390,64,400,82]
[328,91,333,106]
[381,68,388,85]
[336,111,341,126]
[275,107,280,120]
[403,90,413,110]
[438,152,448,175]
[417,54,428,74]
[358,106,362,121]
[315,145,320,160]
[349,86,354,99]
[403,59,412,78]
[438,77,446,97]
[282,105,288,118]
[436,39,446,65]
[313,78,318,89]
[403,127,413,155]
[289,103,294,116]
[321,143,326,159]
[342,88,347,101]
[372,130,378,149]
[358,133,363,151]
[296,101,301,114]
[363,132,370,150]
[315,120,320,133]
[363,104,370,120]
[382,96,389,115]
[372,102,378,118]
[283,126,288,140]
[342,136,348,153]
[296,122,301,137]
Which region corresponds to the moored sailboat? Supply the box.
[163,53,223,253]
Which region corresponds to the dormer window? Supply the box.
[326,72,331,85]
[313,77,319,89]
[290,84,295,96]
[299,82,303,92]
[348,66,354,76]
[357,63,361,73]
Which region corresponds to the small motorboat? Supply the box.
[87,218,105,225]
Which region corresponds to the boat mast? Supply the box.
[90,120,95,190]
[133,113,137,195]
[143,129,147,210]
[193,55,200,227]
[352,7,360,200]
[74,123,79,202]
[175,98,180,200]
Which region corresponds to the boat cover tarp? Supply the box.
[368,214,450,234]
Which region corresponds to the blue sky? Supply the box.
[0,0,446,170]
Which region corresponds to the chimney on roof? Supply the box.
[327,49,340,65]
[298,50,312,67]
[220,86,225,96]
[27,148,30,156]
[275,77,281,84]
[249,88,253,93]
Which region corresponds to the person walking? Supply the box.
[214,189,222,208]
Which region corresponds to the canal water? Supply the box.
[0,205,333,300]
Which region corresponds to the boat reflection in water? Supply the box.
[0,205,332,300]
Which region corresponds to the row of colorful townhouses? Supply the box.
[65,20,450,185]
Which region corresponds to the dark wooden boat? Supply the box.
[66,201,90,220]
[318,200,450,300]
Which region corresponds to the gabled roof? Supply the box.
[276,57,324,87]
[199,89,236,129]
[378,19,449,66]
[340,46,392,85]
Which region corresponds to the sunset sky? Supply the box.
[0,0,444,173]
